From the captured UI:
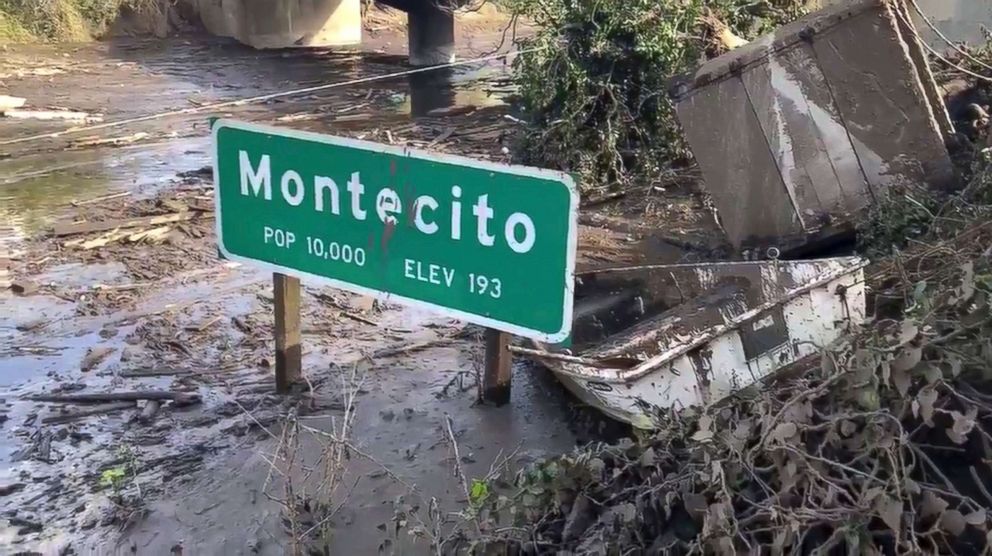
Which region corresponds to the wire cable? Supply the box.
[0,46,543,148]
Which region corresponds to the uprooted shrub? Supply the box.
[464,130,992,553]
[471,250,992,552]
[504,0,808,193]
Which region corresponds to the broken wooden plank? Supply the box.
[127,226,172,244]
[42,402,136,425]
[26,391,201,405]
[508,345,639,370]
[69,132,149,149]
[71,191,132,207]
[75,229,130,249]
[4,109,96,121]
[372,339,451,359]
[53,212,211,237]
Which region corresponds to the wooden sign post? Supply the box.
[482,328,512,405]
[273,272,302,393]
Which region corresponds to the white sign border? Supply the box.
[212,119,578,343]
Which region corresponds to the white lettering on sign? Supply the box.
[450,185,462,241]
[347,172,367,221]
[237,153,540,253]
[404,258,455,287]
[281,170,305,207]
[505,213,536,254]
[376,188,402,224]
[472,194,495,247]
[240,151,271,200]
[314,176,340,214]
[414,196,439,235]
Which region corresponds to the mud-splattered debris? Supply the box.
[0,95,26,112]
[80,347,115,372]
[0,483,25,496]
[9,280,39,296]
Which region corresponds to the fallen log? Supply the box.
[26,391,201,405]
[42,402,136,425]
[52,212,211,237]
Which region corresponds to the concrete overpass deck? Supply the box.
[195,0,458,65]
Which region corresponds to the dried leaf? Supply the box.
[956,262,976,304]
[691,429,714,442]
[892,345,922,374]
[922,362,942,384]
[692,416,714,442]
[769,422,798,445]
[916,387,938,427]
[891,363,911,397]
[874,494,902,537]
[821,353,836,375]
[897,321,919,346]
[920,490,949,519]
[904,477,921,495]
[639,447,656,467]
[947,407,978,445]
[941,509,967,536]
[965,509,987,527]
[683,493,707,520]
[947,355,963,378]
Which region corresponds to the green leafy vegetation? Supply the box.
[504,0,808,192]
[0,0,159,42]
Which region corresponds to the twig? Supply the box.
[340,311,378,327]
[910,444,982,511]
[969,466,992,507]
[444,413,472,505]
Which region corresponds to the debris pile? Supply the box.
[475,176,992,552]
[470,38,992,554]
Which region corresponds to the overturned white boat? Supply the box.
[525,257,867,428]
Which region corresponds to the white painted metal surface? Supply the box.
[533,257,867,428]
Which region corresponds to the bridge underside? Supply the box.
[195,0,456,66]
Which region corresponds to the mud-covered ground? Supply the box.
[0,22,725,554]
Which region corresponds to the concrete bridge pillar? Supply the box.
[407,5,455,66]
[196,0,362,49]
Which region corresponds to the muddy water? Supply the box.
[0,36,618,554]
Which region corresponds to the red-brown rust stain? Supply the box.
[381,219,396,254]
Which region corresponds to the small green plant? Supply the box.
[100,466,128,493]
[469,478,490,508]
[99,444,139,498]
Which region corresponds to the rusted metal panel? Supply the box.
[675,75,800,247]
[673,0,955,251]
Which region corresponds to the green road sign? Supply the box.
[213,120,578,342]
